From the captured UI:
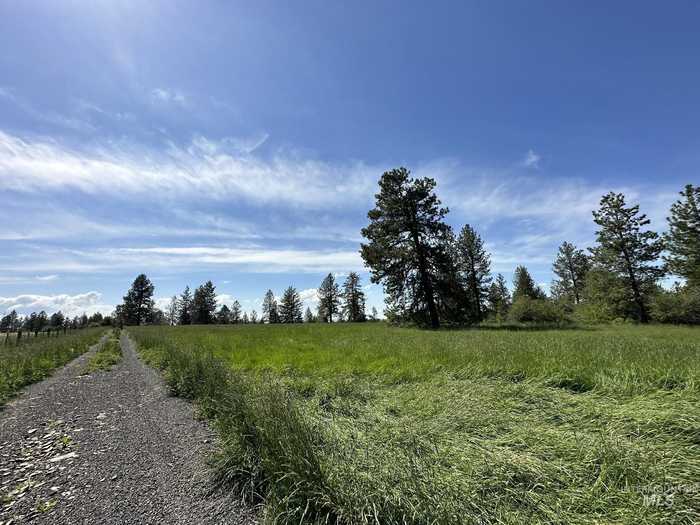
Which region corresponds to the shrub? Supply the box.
[508,297,568,324]
[651,286,700,325]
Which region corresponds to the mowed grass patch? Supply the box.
[83,329,122,374]
[0,328,103,406]
[130,323,700,524]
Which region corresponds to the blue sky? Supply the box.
[1,1,698,318]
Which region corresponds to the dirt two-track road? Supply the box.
[0,334,254,524]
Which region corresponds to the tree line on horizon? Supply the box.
[111,271,380,327]
[360,168,699,328]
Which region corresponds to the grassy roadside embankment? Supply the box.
[0,328,103,406]
[130,323,700,524]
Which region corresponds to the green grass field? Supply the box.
[130,323,700,524]
[0,328,103,406]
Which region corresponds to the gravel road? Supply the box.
[0,333,254,524]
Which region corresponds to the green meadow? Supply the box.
[130,323,700,524]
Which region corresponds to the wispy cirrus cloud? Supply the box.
[150,87,187,105]
[0,130,377,209]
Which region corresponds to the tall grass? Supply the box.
[0,328,103,406]
[131,324,700,524]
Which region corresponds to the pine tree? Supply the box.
[455,224,491,321]
[551,242,590,304]
[279,286,303,323]
[166,295,178,325]
[49,311,65,328]
[487,274,511,319]
[242,312,249,324]
[216,304,232,324]
[230,300,242,324]
[262,290,279,324]
[250,310,258,323]
[512,266,544,301]
[591,192,664,323]
[178,286,193,325]
[304,307,315,323]
[370,306,379,321]
[317,273,341,322]
[121,274,155,326]
[192,281,218,324]
[361,167,452,328]
[341,272,366,322]
[665,184,700,287]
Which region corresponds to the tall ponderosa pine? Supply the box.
[178,286,193,325]
[455,224,491,321]
[121,274,155,326]
[487,273,511,319]
[551,242,590,304]
[591,192,664,323]
[192,281,218,324]
[361,167,452,328]
[341,272,366,322]
[512,266,543,301]
[262,290,279,324]
[279,286,303,323]
[665,184,700,287]
[317,273,341,322]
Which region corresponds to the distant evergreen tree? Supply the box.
[370,306,379,321]
[317,273,341,322]
[216,304,232,324]
[262,290,279,324]
[279,286,303,323]
[242,312,249,324]
[341,272,366,322]
[487,274,511,319]
[304,307,315,323]
[192,281,218,324]
[591,192,664,323]
[165,296,178,326]
[551,242,590,304]
[230,300,242,324]
[665,184,700,287]
[455,224,491,321]
[250,310,258,323]
[121,274,155,326]
[512,266,544,301]
[0,310,18,332]
[178,286,193,325]
[49,311,65,328]
[361,167,452,328]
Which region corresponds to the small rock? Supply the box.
[48,452,77,463]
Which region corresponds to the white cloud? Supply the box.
[0,130,377,209]
[35,274,59,281]
[151,88,186,105]
[0,292,113,317]
[298,288,319,310]
[114,246,364,273]
[522,149,541,168]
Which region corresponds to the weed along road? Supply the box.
[0,333,253,524]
